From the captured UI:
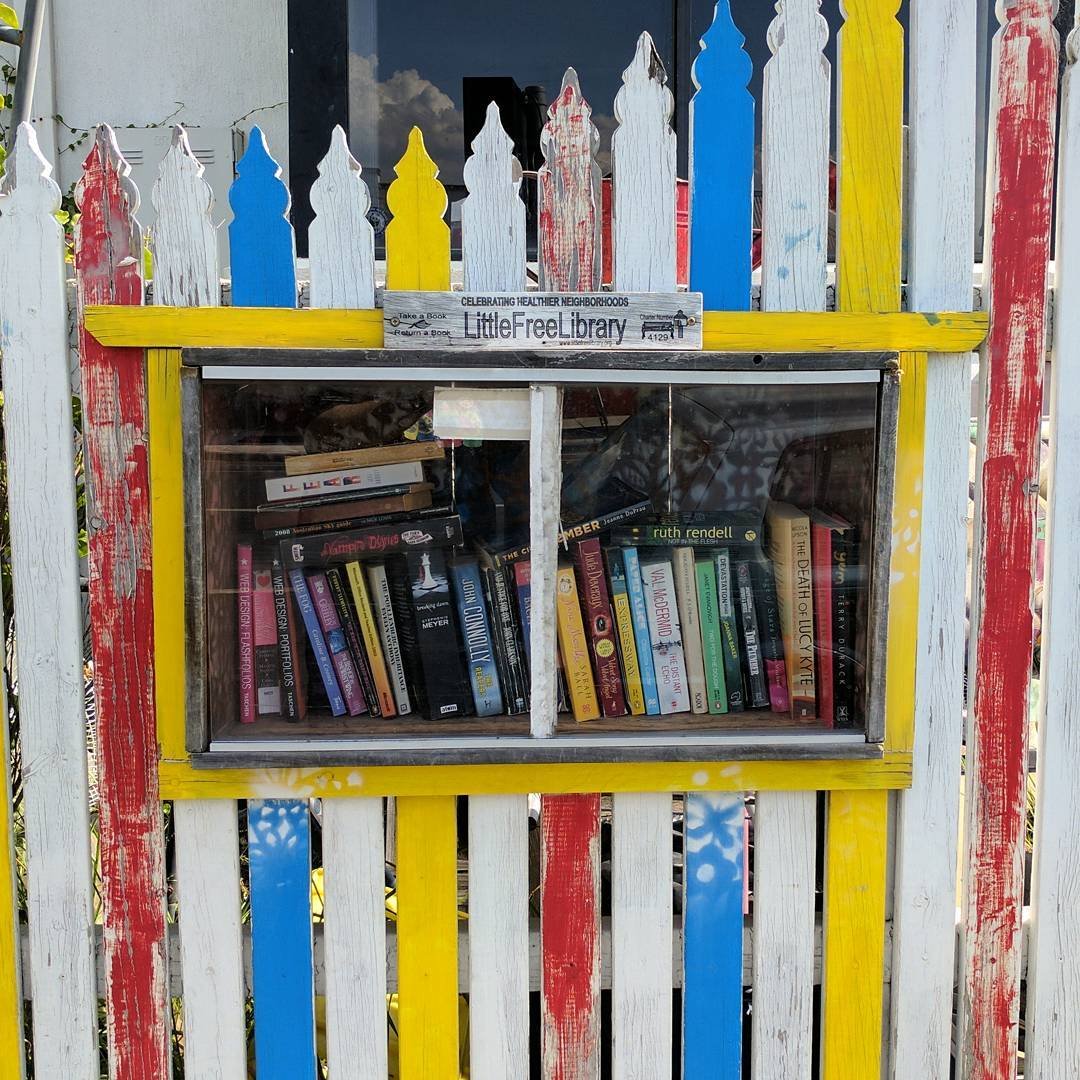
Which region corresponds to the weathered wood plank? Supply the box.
[889,0,977,1075]
[385,127,450,291]
[960,3,1059,1077]
[74,123,171,1080]
[0,603,21,1080]
[1025,17,1080,1077]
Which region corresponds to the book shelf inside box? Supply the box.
[195,369,885,757]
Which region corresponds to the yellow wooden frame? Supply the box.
[85,307,989,801]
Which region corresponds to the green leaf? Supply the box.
[0,4,19,29]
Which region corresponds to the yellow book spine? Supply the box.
[555,566,601,722]
[345,561,397,716]
[611,590,646,715]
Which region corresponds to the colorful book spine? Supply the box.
[750,551,790,714]
[406,548,472,720]
[513,560,532,674]
[714,549,746,712]
[734,557,769,708]
[622,547,661,715]
[450,557,505,717]
[366,562,412,716]
[265,458,425,502]
[694,556,729,715]
[605,549,646,716]
[324,567,379,716]
[345,562,397,717]
[810,521,836,727]
[554,564,601,722]
[574,538,627,718]
[237,544,256,723]
[308,571,366,716]
[672,547,708,714]
[640,555,691,714]
[288,568,346,716]
[270,558,301,720]
[832,527,859,728]
[252,565,282,716]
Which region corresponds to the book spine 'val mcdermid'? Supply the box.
[344,562,397,717]
[324,566,380,716]
[264,458,425,502]
[694,556,729,714]
[288,568,346,716]
[735,557,770,708]
[270,558,301,720]
[555,563,601,722]
[406,548,473,720]
[605,548,646,716]
[366,562,411,716]
[672,546,708,714]
[252,564,282,716]
[308,571,367,716]
[450,556,505,717]
[574,538,627,718]
[237,544,256,724]
[811,521,836,727]
[386,555,428,713]
[832,527,859,728]
[714,549,746,711]
[641,555,691,715]
[750,549,790,713]
[622,547,661,715]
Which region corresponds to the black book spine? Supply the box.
[406,549,473,720]
[490,565,528,714]
[386,556,427,713]
[261,504,453,541]
[480,568,515,715]
[270,559,299,720]
[735,558,770,708]
[500,564,531,712]
[325,567,381,716]
[832,530,859,729]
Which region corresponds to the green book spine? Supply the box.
[714,549,746,711]
[695,557,729,714]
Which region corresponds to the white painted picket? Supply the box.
[152,127,247,1080]
[0,122,99,1080]
[1025,14,1080,1077]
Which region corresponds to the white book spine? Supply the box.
[640,557,690,714]
[672,547,708,713]
[366,562,411,715]
[264,459,425,502]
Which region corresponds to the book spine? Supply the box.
[788,516,817,720]
[479,568,514,712]
[622,547,661,715]
[344,562,397,717]
[513,559,532,675]
[237,544,256,723]
[489,564,528,714]
[406,548,472,720]
[282,514,464,568]
[450,559,505,717]
[270,558,300,720]
[288,568,346,716]
[694,556,729,715]
[735,558,770,708]
[609,521,761,547]
[495,499,652,565]
[284,438,445,476]
[252,565,282,716]
[714,549,746,711]
[574,538,627,718]
[811,524,835,727]
[672,547,708,714]
[750,551,790,713]
[605,549,646,716]
[386,556,427,713]
[265,459,425,502]
[640,557,691,714]
[261,503,452,541]
[366,563,412,716]
[322,566,379,716]
[832,530,858,729]
[555,564,601,722]
[307,571,366,716]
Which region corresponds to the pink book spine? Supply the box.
[811,522,835,728]
[307,571,366,716]
[237,544,255,723]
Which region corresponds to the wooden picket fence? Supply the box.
[0,1,1075,1078]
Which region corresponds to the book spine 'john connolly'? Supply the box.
[513,560,533,675]
[270,558,300,720]
[810,522,836,727]
[288,568,346,716]
[324,567,380,716]
[622,547,661,715]
[237,544,256,723]
[366,562,412,716]
[345,562,398,717]
[640,555,690,714]
[750,550,790,714]
[308,571,366,716]
[573,537,627,718]
[832,527,859,728]
[694,556,729,714]
[672,547,708,714]
[450,556,505,717]
[406,548,473,720]
[605,548,646,716]
[714,549,746,712]
[734,557,770,708]
[252,564,283,716]
[554,563,601,722]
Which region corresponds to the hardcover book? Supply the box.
[478,549,528,714]
[450,556,505,717]
[604,548,646,716]
[282,514,464,568]
[810,512,839,727]
[252,565,282,716]
[574,538,627,718]
[237,544,256,724]
[672,546,708,714]
[284,439,445,476]
[555,563,601,722]
[288,568,346,716]
[825,516,859,728]
[270,557,302,720]
[714,549,746,712]
[264,459,425,502]
[621,547,661,715]
[344,562,397,717]
[260,503,452,541]
[694,556,729,715]
[254,484,433,531]
[640,555,691,714]
[749,550,790,713]
[734,557,770,708]
[324,566,381,717]
[308,571,367,716]
[366,562,411,716]
[494,498,652,566]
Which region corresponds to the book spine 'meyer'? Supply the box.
[574,538,627,718]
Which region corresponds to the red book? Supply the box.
[237,543,255,724]
[810,515,837,727]
[573,537,627,717]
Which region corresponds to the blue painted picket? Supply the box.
[229,127,316,1080]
